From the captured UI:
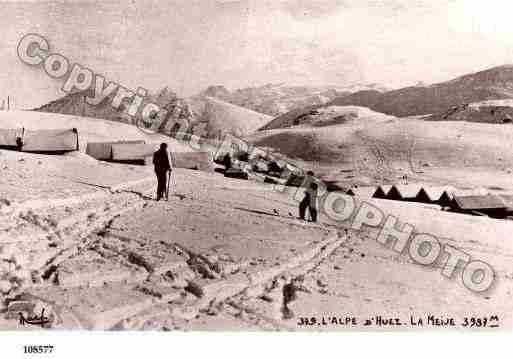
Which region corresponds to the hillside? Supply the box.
[33,88,273,140]
[183,96,273,138]
[33,89,131,124]
[329,65,513,117]
[260,105,395,130]
[33,86,178,125]
[247,106,513,190]
[426,99,513,123]
[252,118,513,167]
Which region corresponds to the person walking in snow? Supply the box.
[153,143,171,201]
[15,137,23,151]
[299,171,318,222]
[306,182,319,222]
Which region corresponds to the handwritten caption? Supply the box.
[297,314,500,328]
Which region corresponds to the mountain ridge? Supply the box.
[328,65,513,117]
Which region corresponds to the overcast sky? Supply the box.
[2,0,513,109]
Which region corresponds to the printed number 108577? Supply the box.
[23,345,54,354]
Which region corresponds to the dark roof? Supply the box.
[453,195,506,210]
[417,186,456,201]
[373,185,392,196]
[388,185,422,199]
[346,186,377,198]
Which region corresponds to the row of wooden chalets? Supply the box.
[346,184,513,219]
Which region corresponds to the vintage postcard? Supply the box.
[0,0,512,345]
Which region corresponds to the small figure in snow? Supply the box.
[152,143,171,201]
[299,171,318,222]
[15,137,23,151]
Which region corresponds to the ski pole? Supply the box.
[166,170,171,200]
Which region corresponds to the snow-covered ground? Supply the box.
[1,108,512,330]
[1,144,511,330]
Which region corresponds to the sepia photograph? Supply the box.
[0,1,512,351]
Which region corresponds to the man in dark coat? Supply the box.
[153,143,171,201]
[299,171,314,220]
[15,137,23,151]
[299,170,317,222]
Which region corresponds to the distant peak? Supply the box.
[200,85,231,98]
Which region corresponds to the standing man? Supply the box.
[299,170,317,221]
[306,182,319,222]
[15,136,23,151]
[153,143,171,201]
